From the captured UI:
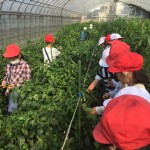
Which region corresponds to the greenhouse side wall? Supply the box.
[0,12,80,49]
[85,2,149,22]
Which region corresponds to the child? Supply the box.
[93,51,150,150]
[90,40,130,115]
[1,44,31,113]
[87,47,118,93]
[42,34,60,64]
[91,33,124,93]
[97,36,106,48]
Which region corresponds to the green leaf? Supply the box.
[148,37,150,46]
[33,94,39,101]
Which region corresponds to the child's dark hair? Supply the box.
[20,53,24,59]
[13,53,24,59]
[133,69,149,86]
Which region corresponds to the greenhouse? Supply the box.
[0,0,150,47]
[0,0,150,149]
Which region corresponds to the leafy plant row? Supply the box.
[0,21,101,150]
[0,18,150,149]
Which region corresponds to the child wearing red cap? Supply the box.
[87,35,119,93]
[93,51,150,150]
[86,47,118,94]
[1,44,31,113]
[43,34,60,64]
[105,33,124,43]
[90,40,131,115]
[101,40,131,99]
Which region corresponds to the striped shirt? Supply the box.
[95,67,118,92]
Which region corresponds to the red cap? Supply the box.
[105,34,111,43]
[108,52,143,73]
[106,40,130,66]
[44,34,55,43]
[3,44,20,58]
[93,95,150,149]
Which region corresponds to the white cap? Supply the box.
[83,27,87,30]
[98,37,105,45]
[110,33,124,40]
[90,24,93,27]
[99,47,110,67]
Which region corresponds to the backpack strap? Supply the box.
[44,48,51,64]
[8,64,12,84]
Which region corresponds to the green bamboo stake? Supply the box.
[78,60,81,150]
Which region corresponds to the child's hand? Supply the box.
[90,107,97,115]
[90,106,105,115]
[85,89,91,93]
[103,92,110,99]
[109,146,117,150]
[7,84,14,90]
[1,81,7,88]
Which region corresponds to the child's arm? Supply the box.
[53,48,60,57]
[90,106,105,115]
[1,64,9,88]
[87,79,100,91]
[108,82,123,98]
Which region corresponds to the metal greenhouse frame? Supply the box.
[0,0,150,48]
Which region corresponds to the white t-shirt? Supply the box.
[103,84,150,107]
[42,47,60,64]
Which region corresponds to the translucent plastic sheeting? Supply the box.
[1,0,150,15]
[0,0,82,16]
[122,0,150,12]
[0,1,89,16]
[0,0,112,15]
[0,0,150,49]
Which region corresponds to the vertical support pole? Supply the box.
[78,60,81,150]
[23,15,25,40]
[30,15,32,39]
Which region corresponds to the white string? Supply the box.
[82,44,98,87]
[61,97,82,150]
[61,43,98,150]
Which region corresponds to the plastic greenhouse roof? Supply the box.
[121,0,150,12]
[0,0,150,15]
